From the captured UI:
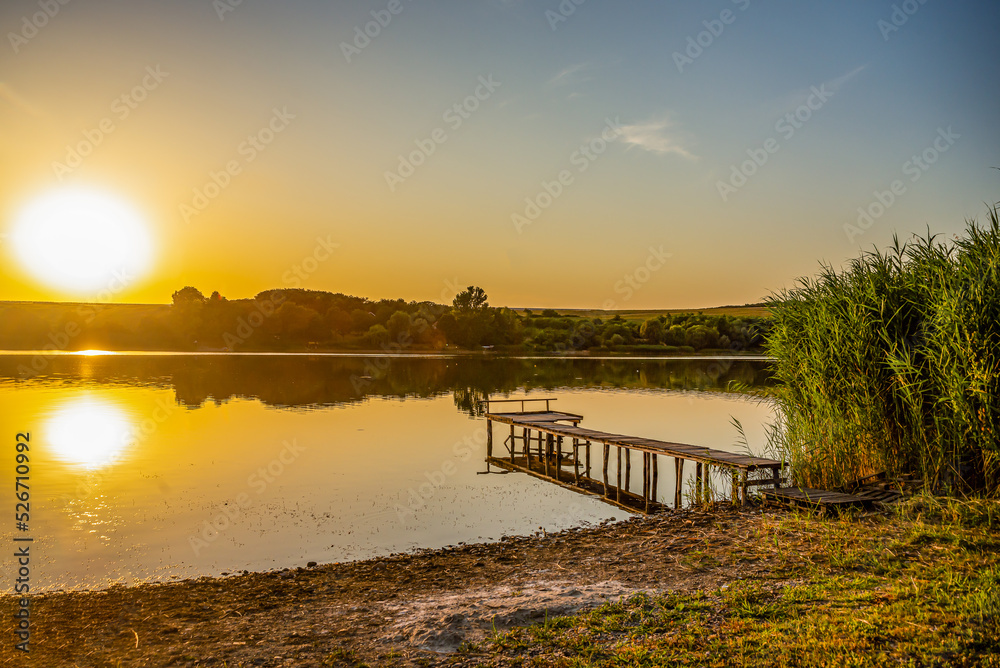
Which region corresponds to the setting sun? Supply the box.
[10,186,154,296]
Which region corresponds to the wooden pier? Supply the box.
[483,398,783,514]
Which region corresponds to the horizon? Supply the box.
[0,292,767,312]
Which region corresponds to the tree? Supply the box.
[325,307,353,335]
[172,286,206,305]
[264,303,322,342]
[387,311,412,342]
[685,324,719,351]
[169,287,207,347]
[453,286,489,312]
[350,309,375,332]
[367,324,390,347]
[665,324,686,346]
[640,318,665,344]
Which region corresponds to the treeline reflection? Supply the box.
[0,355,772,411]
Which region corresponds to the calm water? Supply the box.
[0,354,774,592]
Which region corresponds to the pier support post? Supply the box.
[585,441,591,479]
[487,419,493,459]
[674,458,684,509]
[543,433,549,477]
[695,463,703,505]
[643,453,650,513]
[572,438,580,485]
[603,444,610,497]
[616,446,622,503]
[651,455,658,508]
[556,436,564,481]
[624,448,631,494]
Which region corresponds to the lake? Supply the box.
[0,353,774,592]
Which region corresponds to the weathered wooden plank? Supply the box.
[760,488,869,506]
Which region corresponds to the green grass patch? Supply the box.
[477,504,1000,667]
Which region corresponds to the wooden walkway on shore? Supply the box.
[483,398,784,514]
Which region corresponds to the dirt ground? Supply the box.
[2,505,777,667]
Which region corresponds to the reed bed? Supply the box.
[764,203,1000,495]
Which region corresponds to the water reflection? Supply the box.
[46,395,134,468]
[0,355,772,411]
[0,354,774,591]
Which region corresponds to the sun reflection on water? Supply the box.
[46,395,135,468]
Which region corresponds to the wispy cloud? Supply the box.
[616,116,697,159]
[0,83,44,118]
[776,64,867,114]
[547,62,590,87]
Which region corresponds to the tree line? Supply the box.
[0,286,769,354]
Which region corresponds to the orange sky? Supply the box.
[0,0,997,309]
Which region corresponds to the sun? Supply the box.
[10,186,155,296]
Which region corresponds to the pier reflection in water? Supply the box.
[0,354,773,591]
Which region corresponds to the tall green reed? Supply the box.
[765,203,1000,495]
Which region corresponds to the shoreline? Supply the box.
[3,500,995,667]
[0,349,772,361]
[2,506,764,666]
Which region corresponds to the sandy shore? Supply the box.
[1,505,780,667]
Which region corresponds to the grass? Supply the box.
[763,202,1000,494]
[474,497,1000,667]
